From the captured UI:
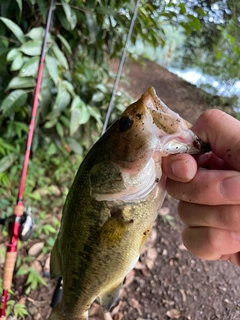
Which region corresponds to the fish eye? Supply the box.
[119,116,133,132]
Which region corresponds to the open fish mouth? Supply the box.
[143,87,211,155]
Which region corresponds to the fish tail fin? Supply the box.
[48,306,88,320]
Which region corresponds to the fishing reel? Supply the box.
[19,208,34,241]
[0,207,34,241]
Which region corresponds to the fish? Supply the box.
[48,87,209,320]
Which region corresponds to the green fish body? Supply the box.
[48,87,208,320]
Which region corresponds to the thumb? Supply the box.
[192,109,240,171]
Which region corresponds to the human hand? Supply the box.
[162,109,240,266]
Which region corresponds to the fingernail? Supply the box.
[171,159,195,180]
[220,176,240,202]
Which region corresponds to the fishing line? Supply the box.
[0,0,55,318]
[101,0,141,135]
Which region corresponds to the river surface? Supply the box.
[169,67,240,110]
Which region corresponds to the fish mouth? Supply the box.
[142,87,211,155]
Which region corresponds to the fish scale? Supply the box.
[48,87,210,320]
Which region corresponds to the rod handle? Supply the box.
[3,251,17,290]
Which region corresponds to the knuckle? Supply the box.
[218,205,240,230]
[205,228,221,253]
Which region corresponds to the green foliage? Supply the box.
[16,266,48,294]
[179,0,240,83]
[162,214,175,227]
[13,303,29,318]
[0,281,28,318]
[5,300,29,318]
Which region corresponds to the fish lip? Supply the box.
[191,136,211,154]
[163,130,211,155]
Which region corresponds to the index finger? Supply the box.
[192,110,240,171]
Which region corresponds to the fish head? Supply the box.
[108,86,209,173]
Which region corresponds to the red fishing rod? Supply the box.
[0,1,55,318]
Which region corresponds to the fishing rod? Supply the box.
[0,0,55,318]
[101,0,141,135]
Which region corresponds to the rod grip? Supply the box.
[3,251,17,290]
[13,204,24,216]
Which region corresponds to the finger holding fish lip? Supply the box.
[162,154,197,182]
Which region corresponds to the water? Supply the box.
[169,67,240,111]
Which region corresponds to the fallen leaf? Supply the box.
[31,260,42,273]
[145,257,154,270]
[28,242,44,256]
[111,300,124,316]
[112,312,124,320]
[123,270,136,287]
[179,289,187,302]
[130,298,142,315]
[104,312,113,320]
[159,207,170,216]
[44,255,50,272]
[88,302,103,319]
[147,248,158,260]
[34,312,42,320]
[178,243,187,251]
[141,267,151,277]
[18,297,26,305]
[166,308,181,319]
[119,287,126,299]
[224,299,231,304]
[163,299,175,306]
[134,261,145,270]
[163,249,168,256]
[49,185,61,196]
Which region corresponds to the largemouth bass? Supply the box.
[48,87,209,320]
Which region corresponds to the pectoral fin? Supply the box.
[100,282,122,313]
